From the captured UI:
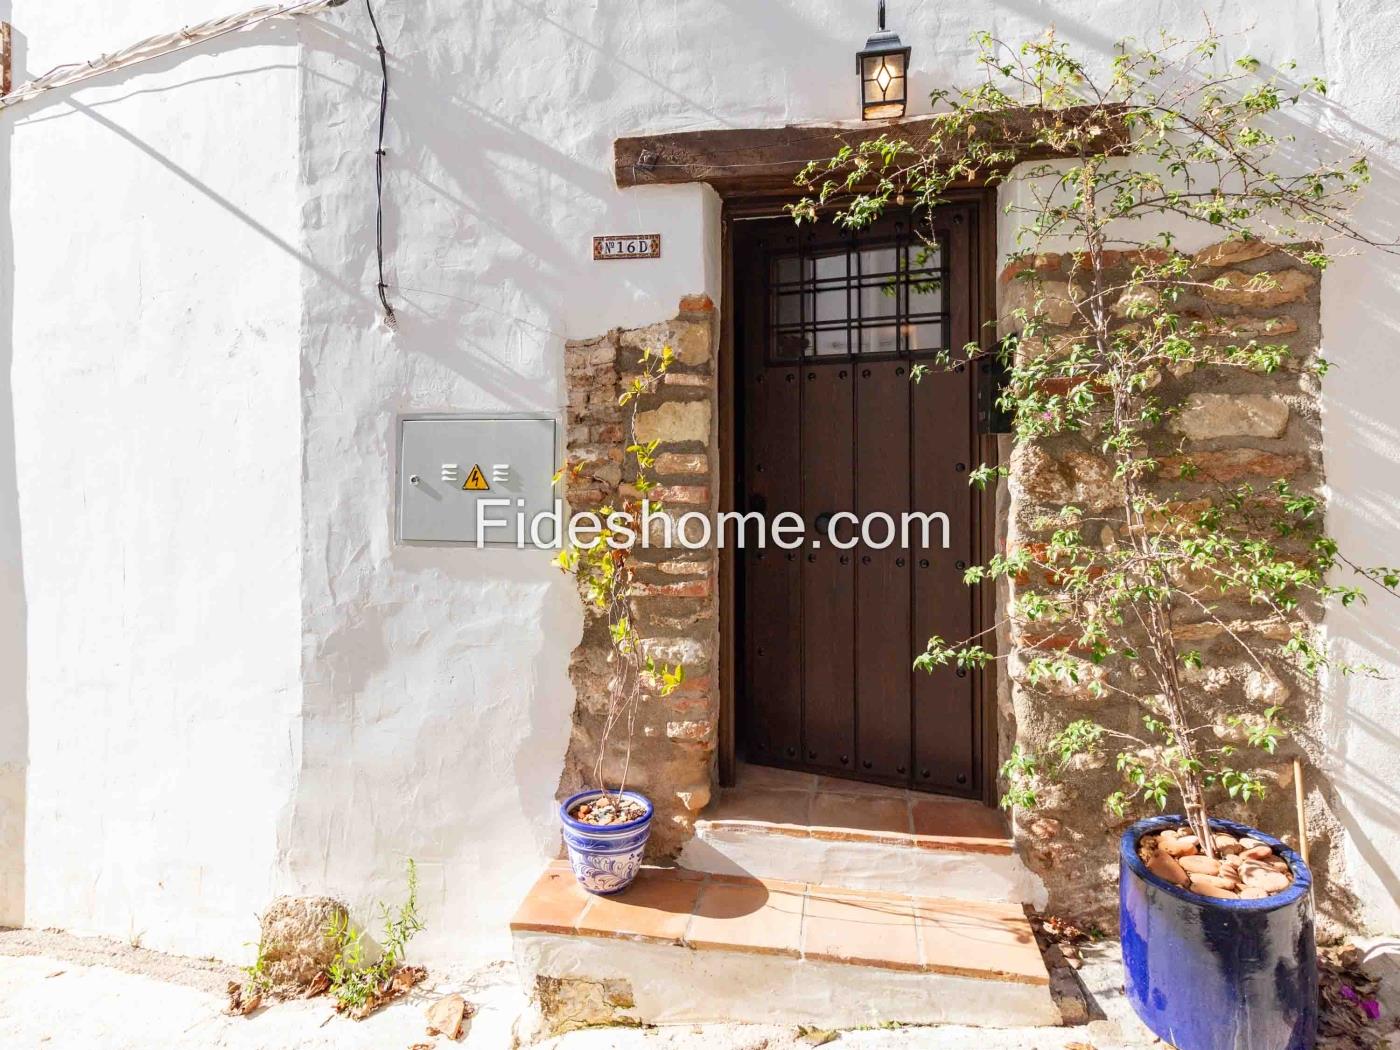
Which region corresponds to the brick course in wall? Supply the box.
[557,296,720,857]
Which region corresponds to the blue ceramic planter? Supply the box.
[560,789,654,895]
[1121,815,1317,1050]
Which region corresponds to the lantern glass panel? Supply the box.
[859,47,908,118]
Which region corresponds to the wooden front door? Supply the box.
[734,204,985,797]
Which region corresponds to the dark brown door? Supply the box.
[735,205,982,797]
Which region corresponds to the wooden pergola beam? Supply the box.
[613,105,1125,196]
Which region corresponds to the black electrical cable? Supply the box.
[365,0,396,327]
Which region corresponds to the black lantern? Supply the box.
[857,0,911,120]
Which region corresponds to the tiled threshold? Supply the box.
[511,862,1059,1028]
[675,763,1047,904]
[699,762,1014,853]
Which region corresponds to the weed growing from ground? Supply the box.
[325,858,425,1017]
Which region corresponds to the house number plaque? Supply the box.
[593,233,661,260]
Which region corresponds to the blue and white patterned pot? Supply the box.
[1121,815,1317,1050]
[559,789,654,895]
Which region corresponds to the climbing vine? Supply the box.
[795,27,1397,853]
[555,345,685,803]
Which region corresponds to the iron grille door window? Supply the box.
[767,230,948,362]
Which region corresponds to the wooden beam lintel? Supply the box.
[614,104,1125,197]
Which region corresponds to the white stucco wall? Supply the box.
[3,0,1398,965]
[5,3,304,954]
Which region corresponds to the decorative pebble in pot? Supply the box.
[559,789,654,895]
[1121,815,1317,1050]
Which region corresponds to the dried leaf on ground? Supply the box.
[302,970,330,999]
[1030,913,1093,1025]
[225,980,262,1016]
[1040,914,1094,944]
[1319,943,1391,1049]
[336,964,429,1020]
[392,965,428,995]
[425,992,475,1040]
[796,1025,838,1046]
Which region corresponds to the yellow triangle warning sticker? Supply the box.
[462,464,490,491]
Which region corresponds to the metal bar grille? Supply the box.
[767,230,950,363]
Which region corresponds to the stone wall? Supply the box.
[557,295,720,857]
[999,242,1357,931]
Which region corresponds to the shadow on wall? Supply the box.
[296,10,716,407]
[301,13,600,409]
[1318,244,1400,928]
[0,3,27,929]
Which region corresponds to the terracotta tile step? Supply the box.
[511,861,1049,985]
[693,762,1015,855]
[677,764,1040,903]
[699,793,1015,854]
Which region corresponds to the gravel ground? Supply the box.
[0,926,1241,1050]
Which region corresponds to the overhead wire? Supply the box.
[0,0,351,112]
[0,0,396,328]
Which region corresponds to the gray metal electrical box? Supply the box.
[397,414,559,546]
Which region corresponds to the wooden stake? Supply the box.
[1293,757,1309,865]
[1,23,12,98]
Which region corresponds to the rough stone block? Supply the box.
[632,578,713,599]
[624,484,711,506]
[675,783,712,812]
[618,320,711,367]
[653,452,710,476]
[1001,277,1080,326]
[1244,667,1290,704]
[655,557,712,576]
[1008,651,1106,701]
[1158,447,1306,483]
[1172,393,1289,440]
[1193,238,1276,268]
[1201,268,1314,307]
[641,637,712,670]
[535,975,635,1034]
[664,372,710,387]
[665,720,714,744]
[999,252,1064,283]
[1112,286,1160,317]
[1014,444,1123,511]
[633,400,710,445]
[257,896,347,992]
[1193,314,1299,340]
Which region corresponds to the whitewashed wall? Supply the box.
[4,3,305,952]
[3,0,1398,964]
